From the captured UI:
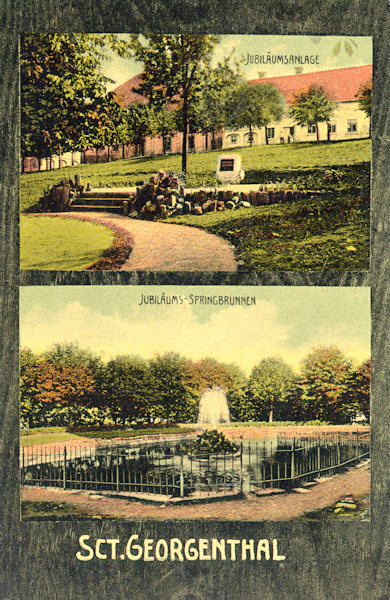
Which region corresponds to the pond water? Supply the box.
[22,434,370,497]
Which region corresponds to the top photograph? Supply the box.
[20,34,372,272]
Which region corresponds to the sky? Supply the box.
[101,35,372,91]
[20,286,370,375]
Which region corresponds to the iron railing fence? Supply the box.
[21,432,370,498]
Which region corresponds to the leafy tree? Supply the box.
[183,358,235,394]
[356,79,372,137]
[21,34,131,165]
[248,358,295,422]
[227,82,285,146]
[289,84,335,142]
[297,346,356,423]
[43,342,103,372]
[20,359,100,427]
[103,355,154,425]
[184,59,242,149]
[149,352,195,423]
[128,34,219,174]
[346,359,371,421]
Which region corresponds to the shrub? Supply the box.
[187,430,239,454]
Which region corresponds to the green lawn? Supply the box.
[20,139,370,271]
[20,139,370,212]
[166,192,370,271]
[20,426,196,446]
[21,501,111,520]
[20,215,114,270]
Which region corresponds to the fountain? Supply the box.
[197,386,230,428]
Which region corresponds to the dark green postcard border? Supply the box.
[1,2,390,599]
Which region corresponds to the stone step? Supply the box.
[71,205,124,211]
[81,191,134,198]
[77,197,131,204]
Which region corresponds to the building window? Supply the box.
[347,121,357,133]
[267,127,275,139]
[228,134,238,144]
[329,124,336,133]
[163,136,172,153]
[188,135,195,150]
[308,125,316,134]
[244,132,257,144]
[289,126,295,137]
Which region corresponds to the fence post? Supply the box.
[63,446,67,490]
[179,454,184,498]
[21,447,24,485]
[291,438,295,487]
[317,438,321,476]
[116,449,120,493]
[337,434,341,466]
[240,441,243,494]
[355,431,359,459]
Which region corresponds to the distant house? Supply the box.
[22,65,372,173]
[82,74,223,165]
[223,65,372,148]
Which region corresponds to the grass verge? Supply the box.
[299,493,369,521]
[20,500,115,520]
[20,215,115,270]
[20,139,370,212]
[166,193,369,271]
[20,426,197,446]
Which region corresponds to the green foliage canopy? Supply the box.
[248,357,295,422]
[127,34,220,173]
[296,346,356,423]
[21,34,131,159]
[289,84,335,141]
[227,82,286,146]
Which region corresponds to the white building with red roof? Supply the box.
[223,64,372,148]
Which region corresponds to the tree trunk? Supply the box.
[181,89,189,174]
[107,144,110,162]
[327,122,331,141]
[122,143,125,160]
[58,148,62,169]
[316,121,320,142]
[269,405,274,423]
[95,147,98,163]
[205,132,208,150]
[249,124,253,147]
[265,125,269,145]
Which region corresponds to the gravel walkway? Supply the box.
[21,463,370,521]
[70,212,237,272]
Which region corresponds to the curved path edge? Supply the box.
[49,211,238,272]
[21,463,369,521]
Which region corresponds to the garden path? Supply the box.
[70,212,238,272]
[21,463,370,521]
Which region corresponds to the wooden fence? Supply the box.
[21,432,370,499]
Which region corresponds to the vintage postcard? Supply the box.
[1,10,388,599]
[20,34,371,272]
[20,285,370,527]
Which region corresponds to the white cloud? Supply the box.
[21,299,291,375]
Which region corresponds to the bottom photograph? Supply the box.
[19,285,370,521]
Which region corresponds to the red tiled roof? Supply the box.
[112,73,179,110]
[114,65,373,107]
[248,65,372,103]
[113,74,148,106]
